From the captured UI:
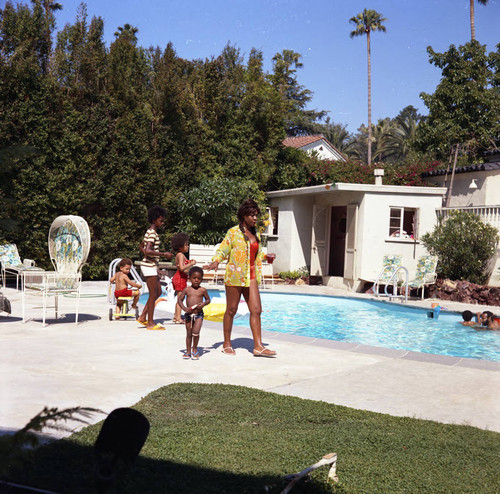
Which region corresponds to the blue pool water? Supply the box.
[214,292,499,362]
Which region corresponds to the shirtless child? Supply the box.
[177,266,211,360]
[110,258,142,316]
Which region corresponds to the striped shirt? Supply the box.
[142,228,160,267]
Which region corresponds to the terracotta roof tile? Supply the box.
[282,135,325,148]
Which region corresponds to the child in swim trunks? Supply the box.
[110,258,142,316]
[177,266,210,360]
[171,233,196,324]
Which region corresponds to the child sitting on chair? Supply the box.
[177,266,210,360]
[110,258,142,316]
[171,233,197,324]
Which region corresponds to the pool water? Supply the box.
[217,292,499,362]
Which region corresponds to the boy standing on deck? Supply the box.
[177,267,210,360]
[110,258,142,316]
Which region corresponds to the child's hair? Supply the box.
[119,258,133,268]
[171,232,190,252]
[147,205,167,223]
[189,266,203,278]
[461,310,473,322]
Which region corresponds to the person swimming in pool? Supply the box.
[472,311,500,330]
[460,310,479,326]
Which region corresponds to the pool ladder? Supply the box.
[374,266,408,303]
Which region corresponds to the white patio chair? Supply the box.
[22,215,91,326]
[407,255,438,300]
[0,243,40,289]
[373,255,403,297]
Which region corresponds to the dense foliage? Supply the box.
[416,40,500,161]
[1,1,497,278]
[421,211,499,284]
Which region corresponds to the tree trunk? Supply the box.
[367,31,372,166]
[470,0,476,40]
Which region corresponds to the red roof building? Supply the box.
[282,135,346,161]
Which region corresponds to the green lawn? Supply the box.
[5,383,500,493]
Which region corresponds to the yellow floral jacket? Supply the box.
[213,225,266,287]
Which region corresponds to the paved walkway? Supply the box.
[1,281,499,438]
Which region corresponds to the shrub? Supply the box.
[421,211,499,284]
[279,267,309,281]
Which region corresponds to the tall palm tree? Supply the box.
[470,0,489,40]
[349,9,387,165]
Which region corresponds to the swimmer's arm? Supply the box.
[110,273,117,284]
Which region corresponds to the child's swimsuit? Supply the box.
[249,241,258,280]
[115,288,133,298]
[181,311,204,322]
[172,258,189,291]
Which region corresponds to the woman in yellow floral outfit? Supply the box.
[205,199,276,357]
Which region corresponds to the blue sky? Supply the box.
[49,0,500,133]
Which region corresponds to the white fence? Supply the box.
[436,206,500,231]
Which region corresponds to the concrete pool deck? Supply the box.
[1,281,499,438]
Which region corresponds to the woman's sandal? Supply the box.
[191,350,200,360]
[136,319,147,326]
[253,348,277,358]
[148,323,165,330]
[222,346,236,355]
[172,318,183,324]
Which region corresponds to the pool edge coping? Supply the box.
[200,290,500,371]
[160,288,500,371]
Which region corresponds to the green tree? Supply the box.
[470,0,489,41]
[270,49,325,136]
[421,211,499,284]
[174,178,266,244]
[416,41,500,161]
[349,8,387,166]
[374,106,423,163]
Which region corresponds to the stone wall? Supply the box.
[428,279,500,306]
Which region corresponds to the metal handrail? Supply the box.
[384,266,408,303]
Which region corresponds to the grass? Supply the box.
[4,383,500,493]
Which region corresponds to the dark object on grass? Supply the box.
[94,408,150,493]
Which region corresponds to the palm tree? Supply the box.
[349,9,387,165]
[470,0,489,40]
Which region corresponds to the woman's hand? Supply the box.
[204,260,219,271]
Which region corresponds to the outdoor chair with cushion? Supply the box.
[373,254,403,297]
[22,215,91,326]
[406,255,438,300]
[0,243,40,289]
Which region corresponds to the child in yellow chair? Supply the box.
[110,258,142,317]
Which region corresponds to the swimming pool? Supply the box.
[219,292,499,362]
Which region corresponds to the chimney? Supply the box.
[374,168,384,185]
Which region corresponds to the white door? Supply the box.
[310,205,329,276]
[344,204,358,279]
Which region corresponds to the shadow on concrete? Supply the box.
[0,316,23,323]
[21,313,102,326]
